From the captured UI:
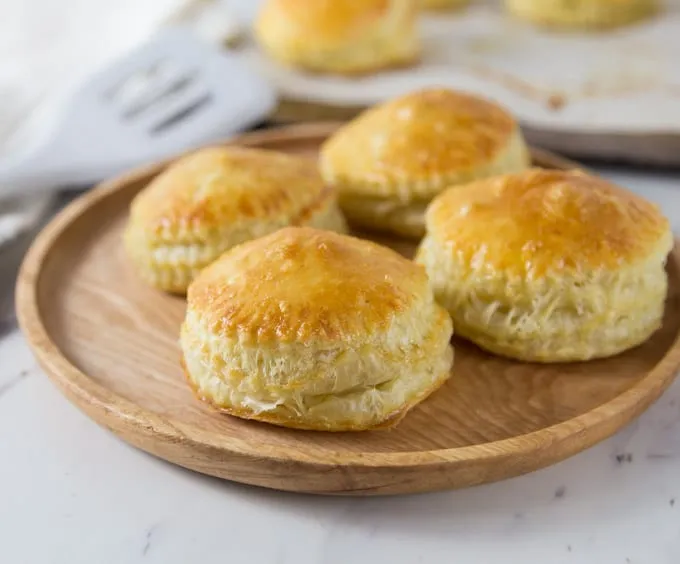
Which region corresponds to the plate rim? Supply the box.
[15,123,680,476]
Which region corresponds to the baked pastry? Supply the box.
[254,0,419,75]
[505,0,659,29]
[416,168,673,362]
[421,0,470,10]
[319,88,530,239]
[124,147,347,293]
[180,227,454,431]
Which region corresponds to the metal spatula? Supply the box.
[0,26,276,199]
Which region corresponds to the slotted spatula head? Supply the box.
[0,27,277,197]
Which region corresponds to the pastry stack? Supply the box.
[123,2,672,433]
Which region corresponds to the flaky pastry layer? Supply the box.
[417,231,673,362]
[339,195,429,239]
[124,146,348,293]
[181,289,453,431]
[326,126,529,238]
[179,227,454,430]
[125,193,346,294]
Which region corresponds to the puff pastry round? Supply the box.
[124,147,347,293]
[254,0,419,75]
[416,168,673,362]
[180,227,454,431]
[319,88,530,239]
[420,0,470,10]
[505,0,658,29]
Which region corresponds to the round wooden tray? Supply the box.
[17,123,680,496]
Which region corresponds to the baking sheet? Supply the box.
[243,0,680,164]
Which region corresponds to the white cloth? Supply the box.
[0,0,196,247]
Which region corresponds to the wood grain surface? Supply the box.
[16,123,680,496]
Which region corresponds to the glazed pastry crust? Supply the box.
[424,168,669,276]
[416,168,673,362]
[254,0,419,74]
[180,227,454,431]
[321,89,526,200]
[506,0,659,29]
[320,88,530,237]
[185,227,429,342]
[124,147,346,293]
[334,128,528,239]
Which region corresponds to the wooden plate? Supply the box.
[17,123,680,496]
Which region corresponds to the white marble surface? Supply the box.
[0,168,679,564]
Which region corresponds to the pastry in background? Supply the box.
[420,0,470,10]
[505,0,659,29]
[180,227,454,431]
[124,147,346,293]
[416,168,673,363]
[319,88,530,239]
[254,0,419,75]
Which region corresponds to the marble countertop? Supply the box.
[0,166,679,564]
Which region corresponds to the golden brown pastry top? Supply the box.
[129,147,330,241]
[321,88,517,187]
[426,168,671,278]
[256,0,397,47]
[187,227,429,343]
